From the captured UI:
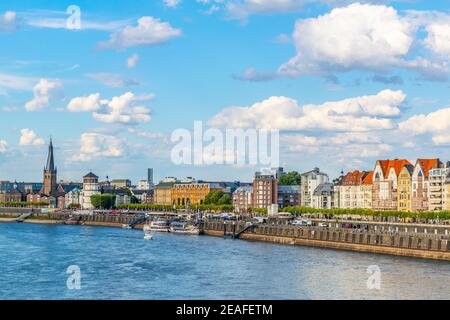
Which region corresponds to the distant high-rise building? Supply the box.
[147,168,153,185]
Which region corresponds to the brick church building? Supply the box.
[26,139,78,208]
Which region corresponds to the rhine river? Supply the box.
[0,222,449,300]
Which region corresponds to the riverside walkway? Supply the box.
[203,220,450,261]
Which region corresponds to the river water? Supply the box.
[0,222,448,300]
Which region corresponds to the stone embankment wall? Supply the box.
[204,221,450,261]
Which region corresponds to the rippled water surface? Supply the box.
[0,222,449,300]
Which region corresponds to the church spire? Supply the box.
[45,138,55,172]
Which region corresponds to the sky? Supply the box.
[0,0,449,184]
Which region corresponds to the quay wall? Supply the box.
[1,209,449,261]
[0,211,145,228]
[203,221,450,261]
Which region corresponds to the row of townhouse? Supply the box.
[232,167,334,213]
[334,171,373,209]
[335,158,450,212]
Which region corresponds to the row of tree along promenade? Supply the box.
[4,202,450,223]
[2,201,450,221]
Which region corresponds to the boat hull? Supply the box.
[169,227,200,235]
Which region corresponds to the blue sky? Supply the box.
[0,0,449,183]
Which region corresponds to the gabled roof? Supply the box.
[301,167,328,177]
[313,183,333,196]
[377,159,412,177]
[83,172,98,179]
[401,164,415,176]
[415,158,442,177]
[340,171,369,186]
[362,171,374,185]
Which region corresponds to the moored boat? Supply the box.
[169,221,200,235]
[144,219,170,232]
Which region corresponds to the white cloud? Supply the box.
[0,73,36,91]
[399,107,450,145]
[87,73,140,88]
[67,93,102,112]
[72,133,126,161]
[164,0,182,7]
[0,139,7,153]
[97,16,181,50]
[0,11,16,32]
[25,78,63,111]
[128,128,166,139]
[197,0,406,20]
[92,92,153,125]
[66,92,154,125]
[19,128,45,146]
[229,4,449,82]
[282,133,392,158]
[127,53,140,68]
[425,20,450,57]
[209,89,405,132]
[278,3,414,77]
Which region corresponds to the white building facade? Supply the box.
[65,187,81,208]
[80,172,100,210]
[428,167,448,211]
[300,168,329,208]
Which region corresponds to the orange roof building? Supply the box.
[414,158,443,177]
[335,170,373,209]
[376,159,412,179]
[372,159,412,211]
[340,171,370,186]
[362,171,373,185]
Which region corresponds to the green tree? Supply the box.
[218,194,232,205]
[91,194,116,209]
[204,190,224,205]
[279,171,301,185]
[130,195,139,204]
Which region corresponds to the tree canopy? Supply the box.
[91,194,116,209]
[279,171,301,185]
[204,190,232,205]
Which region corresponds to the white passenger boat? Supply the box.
[144,220,170,232]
